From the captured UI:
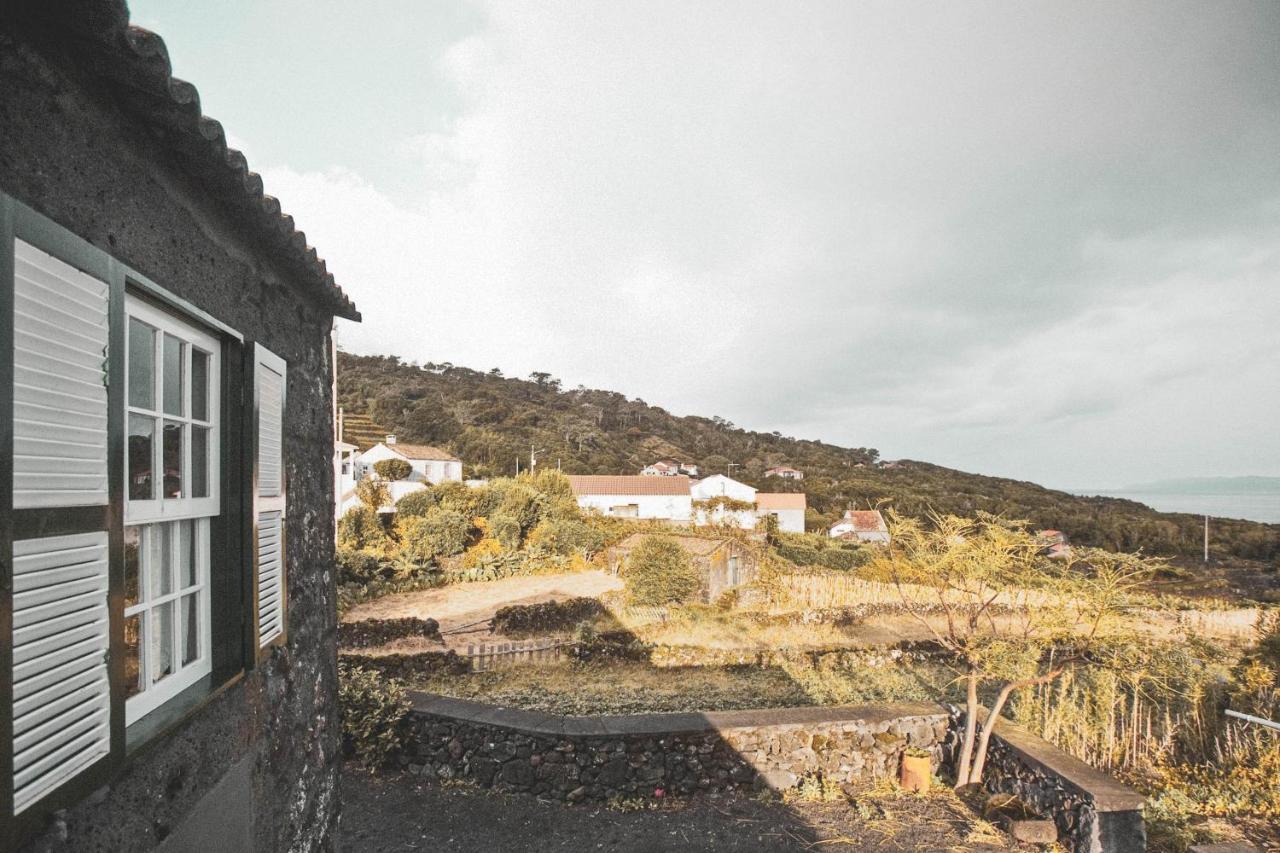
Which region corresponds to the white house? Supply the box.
[640,459,681,476]
[334,440,360,520]
[568,475,693,521]
[830,509,890,544]
[691,475,759,528]
[764,465,804,481]
[359,436,463,484]
[691,474,757,502]
[756,492,807,533]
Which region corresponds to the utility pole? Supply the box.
[726,462,739,477]
[1204,514,1209,564]
[529,444,546,471]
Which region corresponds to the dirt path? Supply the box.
[343,570,623,639]
[340,765,1012,853]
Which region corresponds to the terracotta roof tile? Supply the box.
[568,475,691,496]
[756,493,806,510]
[388,443,459,462]
[841,510,888,533]
[10,1,359,320]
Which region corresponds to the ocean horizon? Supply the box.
[1075,490,1280,525]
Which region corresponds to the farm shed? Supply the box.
[609,534,760,604]
[0,3,357,850]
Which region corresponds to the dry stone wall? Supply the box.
[403,695,948,802]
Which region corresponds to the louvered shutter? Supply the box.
[5,230,115,820]
[12,240,109,508]
[11,533,110,814]
[252,344,287,650]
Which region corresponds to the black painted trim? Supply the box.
[0,189,17,852]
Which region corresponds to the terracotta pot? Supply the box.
[900,753,931,793]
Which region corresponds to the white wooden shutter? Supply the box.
[12,239,109,509]
[253,344,287,649]
[11,532,111,814]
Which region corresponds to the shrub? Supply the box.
[775,543,866,571]
[488,513,524,550]
[337,547,384,584]
[398,507,471,565]
[338,663,411,768]
[338,506,389,552]
[528,514,606,556]
[393,488,438,519]
[355,478,390,510]
[492,597,605,635]
[338,617,440,649]
[373,458,413,481]
[623,535,701,606]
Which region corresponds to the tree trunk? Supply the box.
[969,668,1065,785]
[954,667,979,788]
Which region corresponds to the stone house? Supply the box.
[1,4,357,851]
[609,533,759,603]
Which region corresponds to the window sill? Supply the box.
[126,670,244,756]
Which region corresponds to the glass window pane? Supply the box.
[152,523,172,598]
[152,602,174,684]
[124,614,144,699]
[181,593,199,666]
[163,421,183,499]
[178,520,197,588]
[192,426,209,499]
[192,349,209,422]
[128,414,155,501]
[124,526,141,608]
[128,318,155,410]
[163,334,184,416]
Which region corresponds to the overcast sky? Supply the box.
[132,1,1280,490]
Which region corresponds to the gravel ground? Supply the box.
[339,764,1014,852]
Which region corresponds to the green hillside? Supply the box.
[335,352,1279,562]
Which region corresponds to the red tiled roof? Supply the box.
[840,510,887,533]
[388,443,459,462]
[568,475,691,496]
[756,493,806,510]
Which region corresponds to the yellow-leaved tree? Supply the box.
[867,512,1155,788]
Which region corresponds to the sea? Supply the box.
[1076,490,1280,525]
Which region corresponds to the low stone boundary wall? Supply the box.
[946,709,1146,853]
[340,650,468,679]
[338,617,440,649]
[404,693,948,802]
[644,641,945,670]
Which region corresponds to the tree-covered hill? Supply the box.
[336,352,1279,561]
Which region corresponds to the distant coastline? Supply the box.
[1074,477,1280,524]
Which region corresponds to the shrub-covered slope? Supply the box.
[336,352,1278,561]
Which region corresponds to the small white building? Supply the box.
[829,509,890,544]
[691,475,759,528]
[691,474,757,503]
[640,459,682,476]
[334,440,360,520]
[756,492,806,533]
[764,465,804,481]
[359,436,463,484]
[568,475,693,521]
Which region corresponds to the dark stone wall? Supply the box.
[404,694,948,802]
[1,31,341,853]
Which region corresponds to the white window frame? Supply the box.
[122,295,220,724]
[124,296,221,523]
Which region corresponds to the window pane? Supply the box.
[128,414,155,501]
[163,421,183,498]
[124,614,144,699]
[128,318,155,410]
[178,520,197,588]
[152,602,174,684]
[163,334,184,416]
[192,349,209,422]
[192,426,209,499]
[152,523,172,598]
[124,526,141,608]
[181,593,200,666]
